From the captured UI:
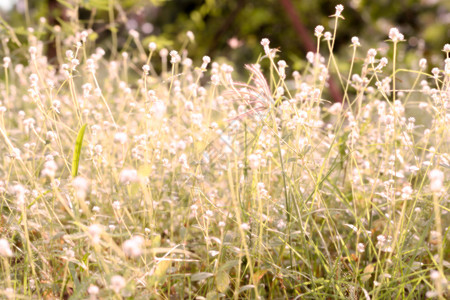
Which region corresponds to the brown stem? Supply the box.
[279,0,342,102]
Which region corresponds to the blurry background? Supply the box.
[0,0,449,75]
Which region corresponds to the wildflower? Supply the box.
[122,235,145,258]
[429,169,444,192]
[129,29,139,39]
[29,46,37,60]
[201,56,211,69]
[260,38,270,52]
[148,42,157,51]
[73,176,90,200]
[169,50,181,64]
[443,43,450,53]
[110,275,126,293]
[276,86,284,98]
[88,224,103,244]
[388,27,404,42]
[334,4,344,18]
[71,59,80,70]
[88,285,99,299]
[0,238,13,257]
[357,243,365,253]
[142,64,150,75]
[80,31,88,43]
[186,31,195,42]
[351,36,360,46]
[401,185,413,200]
[86,58,96,73]
[119,169,138,184]
[377,57,388,69]
[241,223,250,231]
[376,235,386,247]
[367,48,377,64]
[324,31,332,41]
[248,154,260,170]
[41,160,58,178]
[114,132,128,144]
[328,102,342,114]
[306,51,315,63]
[112,201,121,210]
[3,56,11,68]
[277,60,287,78]
[228,37,243,49]
[431,67,440,78]
[159,48,168,58]
[419,58,427,69]
[315,25,325,37]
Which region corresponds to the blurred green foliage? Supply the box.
[0,0,449,71]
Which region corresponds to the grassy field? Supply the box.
[0,5,448,299]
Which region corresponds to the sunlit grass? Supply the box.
[0,4,448,299]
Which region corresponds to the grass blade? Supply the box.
[71,124,87,177]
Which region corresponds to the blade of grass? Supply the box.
[71,124,87,177]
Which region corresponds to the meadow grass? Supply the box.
[0,5,448,299]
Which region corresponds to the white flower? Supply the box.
[73,176,90,200]
[315,25,325,37]
[148,42,157,51]
[419,58,427,69]
[88,285,99,295]
[41,160,58,178]
[122,236,145,258]
[260,38,270,47]
[241,223,250,231]
[88,224,103,244]
[429,169,444,192]
[186,31,195,41]
[357,243,365,253]
[119,169,138,185]
[367,48,377,63]
[201,56,211,69]
[0,238,13,257]
[351,36,360,46]
[334,4,344,18]
[389,28,404,42]
[114,132,128,144]
[110,275,126,293]
[248,154,260,170]
[142,64,150,74]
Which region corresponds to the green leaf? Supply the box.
[68,262,80,289]
[215,271,230,293]
[57,0,75,10]
[148,260,171,286]
[71,124,87,177]
[218,259,239,272]
[86,0,109,11]
[361,264,374,282]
